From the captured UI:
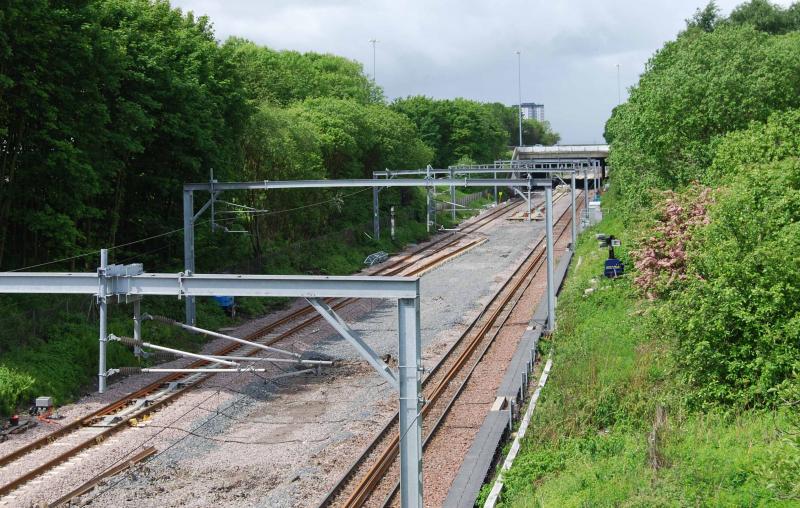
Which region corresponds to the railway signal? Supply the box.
[596,234,624,278]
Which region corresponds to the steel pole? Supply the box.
[545,186,555,333]
[133,299,142,358]
[98,249,108,393]
[426,189,432,234]
[493,171,498,204]
[570,173,577,246]
[373,175,380,241]
[450,169,456,222]
[183,190,196,325]
[526,190,531,222]
[583,169,589,223]
[517,50,523,147]
[391,206,396,240]
[398,296,423,508]
[596,166,601,194]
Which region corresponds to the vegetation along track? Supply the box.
[319,190,577,508]
[0,197,528,502]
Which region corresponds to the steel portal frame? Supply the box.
[182,176,547,326]
[372,160,594,177]
[371,160,601,236]
[0,266,426,508]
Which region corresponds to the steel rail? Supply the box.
[375,198,523,275]
[49,446,157,508]
[0,195,524,501]
[317,191,575,507]
[346,199,574,508]
[378,196,578,507]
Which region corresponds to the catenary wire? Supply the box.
[3,188,369,273]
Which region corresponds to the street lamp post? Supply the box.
[370,39,379,83]
[516,50,523,147]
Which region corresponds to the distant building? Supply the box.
[520,102,545,122]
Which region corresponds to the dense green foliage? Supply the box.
[728,0,800,33]
[709,108,800,180]
[223,37,382,106]
[0,0,248,270]
[605,23,800,212]
[0,0,558,413]
[660,116,800,408]
[606,2,800,408]
[492,197,799,506]
[687,0,800,34]
[391,96,558,168]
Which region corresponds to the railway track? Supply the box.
[318,190,577,508]
[0,196,527,504]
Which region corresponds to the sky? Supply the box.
[171,0,789,144]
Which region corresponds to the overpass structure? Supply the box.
[512,144,609,160]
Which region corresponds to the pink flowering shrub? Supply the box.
[630,185,713,299]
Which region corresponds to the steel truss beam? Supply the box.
[183,177,538,192]
[373,166,585,178]
[0,266,425,508]
[0,272,419,299]
[183,176,550,325]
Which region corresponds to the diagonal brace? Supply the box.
[511,187,529,201]
[306,298,399,390]
[194,191,221,221]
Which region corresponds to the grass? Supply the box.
[485,192,799,507]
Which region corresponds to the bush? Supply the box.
[659,159,800,408]
[0,366,34,414]
[708,107,800,181]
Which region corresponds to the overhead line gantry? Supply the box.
[181,175,551,326]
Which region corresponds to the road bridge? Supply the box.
[512,144,609,160]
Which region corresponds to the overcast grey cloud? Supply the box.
[171,0,790,143]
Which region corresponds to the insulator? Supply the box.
[118,367,142,376]
[116,335,143,347]
[150,314,178,326]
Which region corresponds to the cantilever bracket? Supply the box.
[306,297,399,390]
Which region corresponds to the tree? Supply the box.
[605,25,800,213]
[685,1,722,32]
[0,0,109,268]
[0,0,249,270]
[391,97,511,167]
[222,37,382,107]
[729,0,800,34]
[484,102,560,147]
[92,0,248,255]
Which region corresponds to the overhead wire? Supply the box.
[79,363,340,504]
[79,369,258,505]
[3,187,370,273]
